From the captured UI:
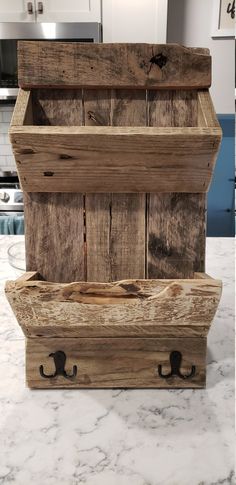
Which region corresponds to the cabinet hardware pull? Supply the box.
[27,2,34,14]
[38,1,43,14]
[39,350,77,379]
[158,350,196,379]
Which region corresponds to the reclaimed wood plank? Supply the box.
[26,337,207,388]
[11,88,32,126]
[198,90,221,128]
[10,125,221,193]
[5,274,222,338]
[147,193,206,278]
[18,42,211,89]
[85,88,146,281]
[23,193,85,283]
[32,88,83,126]
[147,89,207,277]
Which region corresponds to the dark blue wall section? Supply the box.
[207,114,235,237]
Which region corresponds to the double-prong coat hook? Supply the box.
[158,350,196,380]
[39,350,77,379]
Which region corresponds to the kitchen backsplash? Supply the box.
[0,104,16,173]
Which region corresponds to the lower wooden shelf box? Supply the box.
[5,272,222,389]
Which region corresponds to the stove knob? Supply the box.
[0,191,10,203]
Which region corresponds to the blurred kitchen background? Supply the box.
[0,0,234,235]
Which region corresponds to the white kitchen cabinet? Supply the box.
[34,0,101,22]
[0,0,35,22]
[0,0,101,22]
[103,0,168,43]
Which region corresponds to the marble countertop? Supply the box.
[0,236,234,485]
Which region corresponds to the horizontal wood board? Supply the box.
[10,88,221,193]
[18,42,211,89]
[5,274,222,338]
[26,337,207,388]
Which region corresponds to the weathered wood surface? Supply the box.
[18,42,211,89]
[86,194,146,281]
[26,337,207,388]
[11,124,221,193]
[198,90,220,127]
[147,86,207,277]
[10,87,221,193]
[148,90,198,127]
[85,88,146,281]
[24,193,85,282]
[147,193,206,278]
[10,88,32,126]
[5,274,222,338]
[32,88,83,126]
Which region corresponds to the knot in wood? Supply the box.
[150,53,167,69]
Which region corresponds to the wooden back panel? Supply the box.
[16,42,214,282]
[23,88,206,281]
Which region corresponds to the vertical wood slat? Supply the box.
[24,90,85,283]
[84,89,146,282]
[147,90,206,278]
[24,193,85,283]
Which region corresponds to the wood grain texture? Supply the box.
[5,274,222,339]
[148,90,198,127]
[147,193,206,278]
[10,125,221,193]
[84,88,146,281]
[32,88,82,126]
[26,337,207,388]
[86,194,146,281]
[83,89,111,126]
[11,88,32,126]
[198,90,221,128]
[18,42,211,89]
[147,89,207,278]
[23,193,85,282]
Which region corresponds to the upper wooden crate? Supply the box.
[10,41,222,193]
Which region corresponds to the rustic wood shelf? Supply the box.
[10,88,221,193]
[6,41,222,389]
[5,272,221,389]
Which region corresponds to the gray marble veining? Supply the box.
[0,236,234,485]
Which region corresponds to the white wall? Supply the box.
[167,0,235,113]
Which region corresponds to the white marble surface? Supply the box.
[0,236,234,485]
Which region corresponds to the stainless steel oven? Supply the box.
[0,22,101,100]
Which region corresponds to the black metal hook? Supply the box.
[39,350,77,379]
[158,350,196,380]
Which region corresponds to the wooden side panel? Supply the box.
[147,89,206,278]
[198,90,221,128]
[84,89,146,281]
[11,88,32,126]
[26,337,207,389]
[18,41,211,89]
[24,193,85,283]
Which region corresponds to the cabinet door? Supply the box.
[0,0,35,21]
[103,0,168,43]
[36,0,101,22]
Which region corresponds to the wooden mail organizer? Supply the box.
[6,42,222,388]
